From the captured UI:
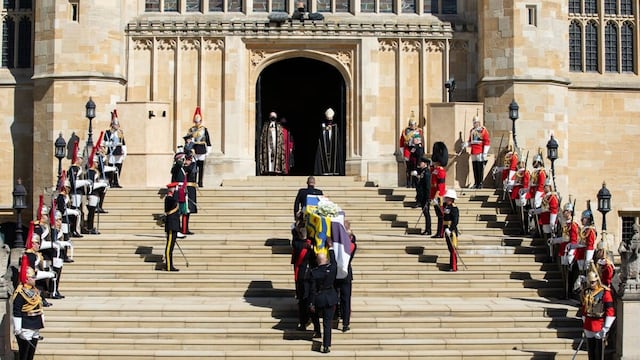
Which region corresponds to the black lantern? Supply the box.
[597,182,612,231]
[85,97,96,149]
[546,134,559,191]
[508,99,519,150]
[12,178,27,248]
[55,132,66,180]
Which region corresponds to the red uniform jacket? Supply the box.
[577,226,596,260]
[538,192,559,225]
[467,127,490,155]
[502,152,519,182]
[511,169,530,200]
[582,288,615,332]
[529,168,546,200]
[430,165,446,200]
[559,221,580,257]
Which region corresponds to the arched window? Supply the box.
[605,22,618,72]
[569,21,583,71]
[621,22,634,72]
[585,21,598,72]
[584,0,597,14]
[604,0,616,14]
[569,0,580,14]
[2,17,15,68]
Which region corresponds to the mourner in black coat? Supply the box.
[309,250,338,353]
[293,176,323,218]
[164,182,182,272]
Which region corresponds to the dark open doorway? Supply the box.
[256,57,345,176]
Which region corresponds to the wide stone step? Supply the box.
[44,296,578,318]
[22,348,590,360]
[54,285,563,298]
[62,269,562,281]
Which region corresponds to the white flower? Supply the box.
[316,198,342,217]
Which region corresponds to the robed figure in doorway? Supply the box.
[259,112,290,175]
[315,108,344,176]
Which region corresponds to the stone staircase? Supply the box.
[34,176,587,359]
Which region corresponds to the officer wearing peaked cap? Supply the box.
[163,182,181,272]
[441,189,459,272]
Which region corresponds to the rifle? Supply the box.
[446,131,466,171]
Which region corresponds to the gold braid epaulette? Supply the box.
[11,284,44,316]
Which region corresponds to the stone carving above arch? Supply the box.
[204,38,224,51]
[181,38,201,51]
[327,50,352,73]
[450,40,469,52]
[157,38,177,51]
[401,40,421,53]
[378,39,399,52]
[133,38,153,51]
[424,40,445,53]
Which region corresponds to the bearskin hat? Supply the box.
[431,141,448,167]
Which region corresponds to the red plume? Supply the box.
[19,255,29,284]
[57,170,67,191]
[95,130,104,150]
[72,141,79,165]
[111,110,119,124]
[25,221,34,250]
[37,194,44,221]
[193,106,202,124]
[50,198,57,227]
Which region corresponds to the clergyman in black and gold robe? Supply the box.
[314,108,344,176]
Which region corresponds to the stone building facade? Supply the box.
[1,0,640,239]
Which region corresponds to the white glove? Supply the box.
[207,146,212,155]
[581,316,585,322]
[444,228,452,237]
[462,142,469,148]
[482,152,488,162]
[13,317,22,336]
[431,199,438,206]
[121,145,127,158]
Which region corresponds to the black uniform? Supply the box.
[293,187,323,218]
[314,122,344,176]
[12,284,44,360]
[441,202,459,272]
[415,166,432,235]
[164,191,181,271]
[183,159,198,234]
[309,250,338,352]
[291,232,317,330]
[335,234,356,332]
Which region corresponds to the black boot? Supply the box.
[196,160,204,187]
[113,163,123,188]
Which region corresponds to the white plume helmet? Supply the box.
[324,108,335,120]
[111,110,119,126]
[444,189,457,200]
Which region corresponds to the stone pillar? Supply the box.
[615,284,640,359]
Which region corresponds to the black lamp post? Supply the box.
[55,132,66,183]
[12,178,27,249]
[85,97,96,153]
[546,134,558,191]
[508,99,519,151]
[597,182,612,232]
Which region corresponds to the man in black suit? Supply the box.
[310,251,338,353]
[415,156,432,235]
[293,176,323,218]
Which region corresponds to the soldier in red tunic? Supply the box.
[462,116,490,189]
[581,271,615,360]
[578,205,597,272]
[430,142,447,238]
